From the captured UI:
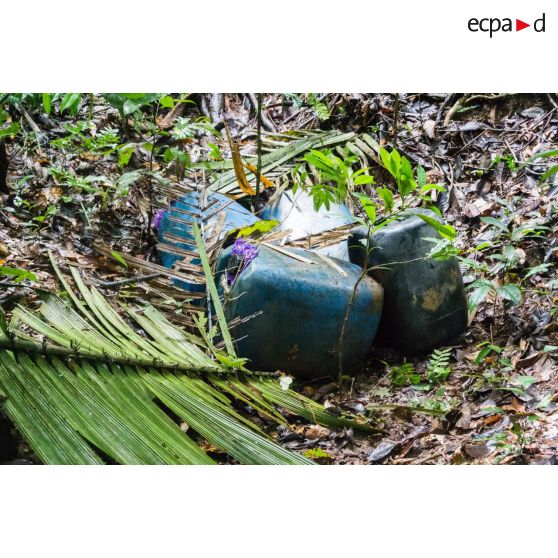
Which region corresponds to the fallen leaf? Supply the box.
[455,403,472,430]
[463,443,495,459]
[368,441,397,462]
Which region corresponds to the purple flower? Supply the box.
[151,208,167,230]
[227,238,259,285]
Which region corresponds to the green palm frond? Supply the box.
[208,130,358,196]
[0,255,372,464]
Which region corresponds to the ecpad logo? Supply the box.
[468,13,546,37]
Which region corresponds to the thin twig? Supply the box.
[94,273,163,289]
[255,93,263,210]
[392,93,400,148]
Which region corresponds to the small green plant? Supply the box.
[471,342,528,395]
[480,216,549,243]
[33,204,58,223]
[207,141,222,160]
[48,166,106,194]
[523,147,558,184]
[379,147,417,206]
[481,416,534,464]
[378,147,445,213]
[467,278,522,310]
[163,146,190,167]
[410,393,456,416]
[102,93,162,120]
[306,93,331,121]
[426,347,452,384]
[474,342,504,364]
[58,93,83,116]
[296,145,453,253]
[171,116,218,140]
[284,93,331,121]
[0,108,20,140]
[51,122,122,155]
[492,154,518,172]
[386,362,421,387]
[296,148,375,210]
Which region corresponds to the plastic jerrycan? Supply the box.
[348,208,467,354]
[216,244,384,378]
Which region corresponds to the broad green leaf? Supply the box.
[0,265,38,282]
[160,95,175,109]
[379,147,392,175]
[123,99,141,116]
[111,251,128,268]
[357,194,376,224]
[353,175,375,185]
[60,93,82,116]
[102,94,162,117]
[416,213,456,240]
[0,122,20,140]
[535,392,553,409]
[468,279,493,308]
[527,148,558,162]
[42,93,52,115]
[540,164,558,182]
[233,219,279,238]
[416,165,427,187]
[496,284,522,304]
[215,353,248,368]
[480,216,509,232]
[398,175,415,198]
[516,375,536,389]
[421,183,445,193]
[525,263,552,279]
[115,170,141,196]
[304,448,333,460]
[118,143,135,167]
[163,147,190,167]
[391,148,401,173]
[376,187,394,212]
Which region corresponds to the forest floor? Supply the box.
[1,93,557,464]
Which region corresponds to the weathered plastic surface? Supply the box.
[217,244,384,378]
[158,192,259,291]
[260,189,356,260]
[348,208,467,354]
[158,191,259,269]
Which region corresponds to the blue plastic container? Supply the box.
[216,244,384,378]
[260,190,356,261]
[348,208,468,354]
[158,191,260,291]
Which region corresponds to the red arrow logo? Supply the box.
[516,19,530,31]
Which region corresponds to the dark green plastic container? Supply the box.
[348,208,467,354]
[217,245,384,379]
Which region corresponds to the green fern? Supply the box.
[306,94,331,121]
[426,348,452,384]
